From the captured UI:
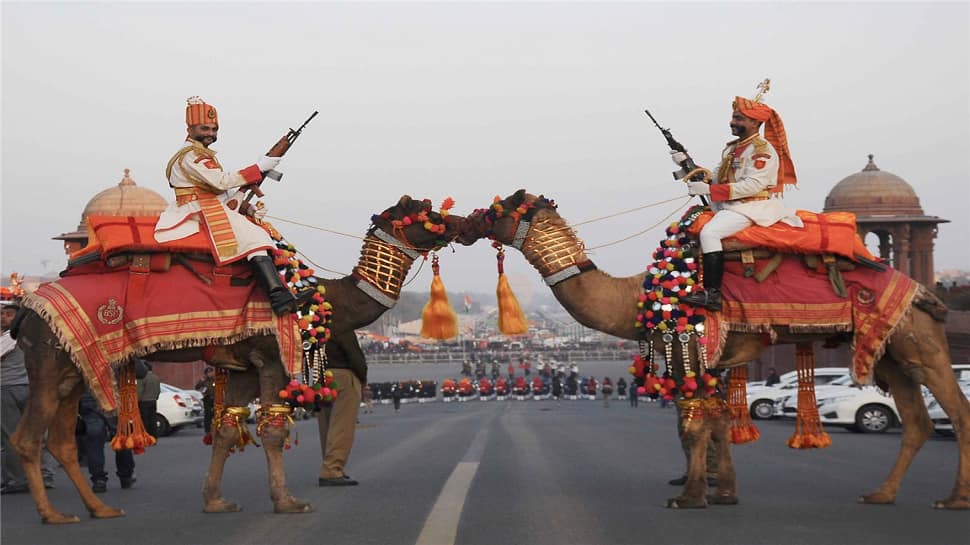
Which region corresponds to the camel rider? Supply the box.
[154,96,314,315]
[674,93,802,311]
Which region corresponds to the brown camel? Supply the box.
[457,189,970,510]
[11,195,463,524]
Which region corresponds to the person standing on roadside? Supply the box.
[136,361,161,438]
[195,367,216,434]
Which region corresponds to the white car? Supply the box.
[926,380,970,437]
[157,383,204,436]
[747,367,849,420]
[813,383,923,433]
[775,374,858,418]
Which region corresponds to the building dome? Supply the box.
[823,155,924,216]
[53,169,168,242]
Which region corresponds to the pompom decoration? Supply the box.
[278,372,340,412]
[420,253,458,339]
[633,205,716,399]
[271,239,332,350]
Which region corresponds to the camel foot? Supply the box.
[41,511,82,525]
[273,496,314,514]
[666,496,708,509]
[857,491,895,505]
[931,497,970,510]
[707,493,739,505]
[89,506,125,519]
[203,498,242,513]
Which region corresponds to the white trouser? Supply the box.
[699,209,753,253]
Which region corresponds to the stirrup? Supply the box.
[683,289,722,311]
[269,287,317,315]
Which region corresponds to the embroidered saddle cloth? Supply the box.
[21,259,301,412]
[702,255,918,384]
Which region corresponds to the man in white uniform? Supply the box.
[673,93,802,311]
[155,97,313,315]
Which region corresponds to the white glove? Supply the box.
[670,150,688,166]
[256,155,282,172]
[687,182,711,196]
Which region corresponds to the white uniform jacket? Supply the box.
[154,140,273,264]
[709,134,803,228]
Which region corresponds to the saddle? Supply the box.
[690,210,886,297]
[64,215,254,289]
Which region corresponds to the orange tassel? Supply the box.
[494,243,528,335]
[727,366,760,444]
[421,254,458,340]
[787,344,832,449]
[111,361,157,455]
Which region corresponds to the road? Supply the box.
[2,362,966,545]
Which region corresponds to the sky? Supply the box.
[2,1,968,304]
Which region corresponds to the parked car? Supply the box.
[926,379,970,437]
[746,367,849,420]
[157,383,204,436]
[782,364,970,434]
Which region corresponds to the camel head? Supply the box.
[369,195,463,253]
[456,189,559,246]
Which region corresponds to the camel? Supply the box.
[457,189,970,510]
[11,195,463,524]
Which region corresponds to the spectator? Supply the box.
[2,299,56,494]
[195,367,216,434]
[764,367,780,387]
[136,361,161,438]
[362,384,373,414]
[391,384,402,412]
[78,390,135,492]
[317,331,366,487]
[629,381,639,408]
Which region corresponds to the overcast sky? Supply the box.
[2,2,968,304]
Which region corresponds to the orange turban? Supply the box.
[733,96,796,191]
[185,96,218,127]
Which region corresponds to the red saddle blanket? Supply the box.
[21,261,301,412]
[688,210,878,262]
[702,255,918,384]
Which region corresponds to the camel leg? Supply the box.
[708,408,739,505]
[255,358,312,514]
[885,309,970,509]
[919,354,970,509]
[201,368,257,513]
[13,332,125,524]
[202,422,244,513]
[667,402,709,509]
[858,359,931,505]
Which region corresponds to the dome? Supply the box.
[823,155,923,216]
[53,169,168,241]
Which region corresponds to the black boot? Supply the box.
[683,251,724,311]
[251,255,316,315]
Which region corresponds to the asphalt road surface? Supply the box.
[2,362,966,545]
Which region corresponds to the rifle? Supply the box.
[242,110,319,208]
[644,109,710,206]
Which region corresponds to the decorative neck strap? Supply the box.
[352,231,416,307]
[519,218,594,286]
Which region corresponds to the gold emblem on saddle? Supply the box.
[97,298,124,325]
[856,288,876,306]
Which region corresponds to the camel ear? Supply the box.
[397,195,413,209]
[512,189,527,203]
